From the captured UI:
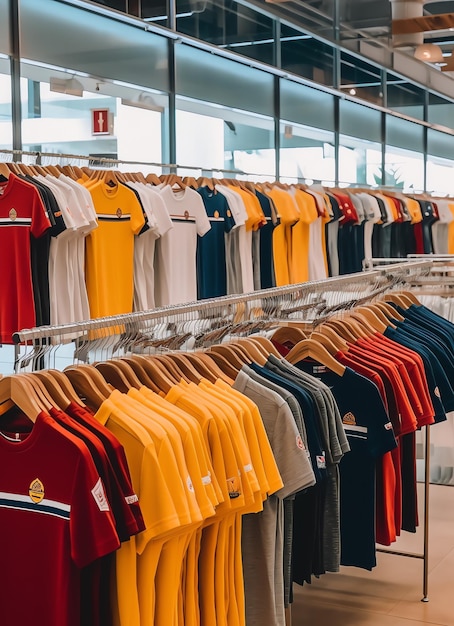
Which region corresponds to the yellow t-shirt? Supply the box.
[185,380,261,512]
[215,379,283,496]
[266,188,299,286]
[404,197,424,225]
[85,180,145,318]
[108,389,202,528]
[128,387,217,518]
[290,189,318,284]
[95,398,180,626]
[166,384,245,514]
[198,378,269,508]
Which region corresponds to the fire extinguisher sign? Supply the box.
[91,108,111,135]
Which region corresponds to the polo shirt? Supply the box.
[0,173,51,342]
[0,410,120,626]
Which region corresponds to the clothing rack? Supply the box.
[0,147,286,181]
[12,261,434,612]
[12,262,432,347]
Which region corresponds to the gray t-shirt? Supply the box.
[233,370,316,626]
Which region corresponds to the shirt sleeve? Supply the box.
[194,195,211,237]
[31,186,52,238]
[70,452,120,568]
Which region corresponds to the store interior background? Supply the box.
[1,5,454,623]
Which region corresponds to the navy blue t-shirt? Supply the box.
[294,363,397,570]
[196,186,235,299]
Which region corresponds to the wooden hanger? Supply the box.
[374,301,405,322]
[183,352,232,384]
[119,357,161,394]
[32,371,71,409]
[286,339,346,376]
[325,317,367,341]
[310,330,347,355]
[204,350,239,379]
[0,163,11,179]
[145,172,161,186]
[19,374,56,412]
[349,309,387,334]
[0,375,45,422]
[247,335,282,358]
[46,369,85,407]
[44,165,61,178]
[384,292,412,309]
[233,338,267,366]
[149,354,185,383]
[166,353,204,384]
[94,361,136,393]
[397,290,421,305]
[316,324,349,352]
[271,325,307,349]
[182,176,199,188]
[129,355,175,394]
[197,176,215,190]
[63,365,112,411]
[209,344,247,370]
[99,169,119,188]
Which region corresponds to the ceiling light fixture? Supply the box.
[414,43,444,63]
[49,76,84,97]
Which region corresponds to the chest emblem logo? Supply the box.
[343,411,356,425]
[116,208,123,218]
[9,208,17,221]
[29,478,45,504]
[184,210,190,220]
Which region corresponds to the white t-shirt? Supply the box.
[215,186,254,293]
[155,184,210,305]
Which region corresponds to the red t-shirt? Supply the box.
[0,174,50,342]
[0,410,120,626]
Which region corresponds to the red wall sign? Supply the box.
[91,108,111,135]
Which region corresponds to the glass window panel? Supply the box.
[427,93,454,129]
[141,1,168,26]
[280,122,335,185]
[281,24,334,87]
[426,128,454,195]
[20,60,167,172]
[91,0,128,12]
[20,0,169,93]
[386,73,425,121]
[0,0,10,55]
[340,52,383,106]
[384,147,424,192]
[426,156,454,195]
[176,96,275,179]
[338,135,382,186]
[0,57,12,150]
[427,127,454,160]
[386,114,424,152]
[176,44,274,116]
[280,79,335,131]
[340,99,382,143]
[176,0,275,66]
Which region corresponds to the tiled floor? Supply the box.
[292,483,454,625]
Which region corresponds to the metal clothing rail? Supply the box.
[0,147,273,179]
[12,262,432,345]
